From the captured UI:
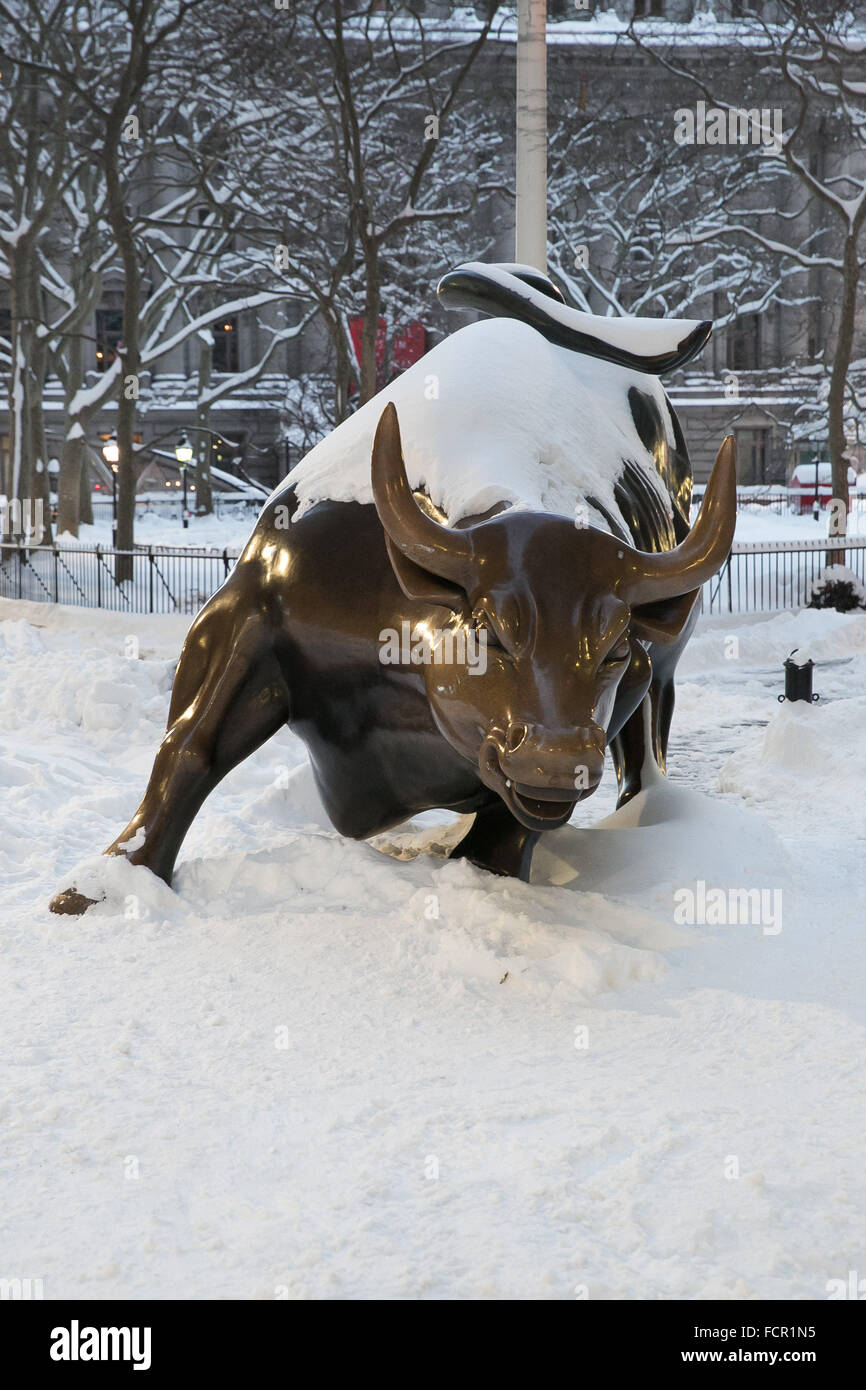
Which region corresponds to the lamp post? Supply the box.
[516,0,547,272]
[175,433,193,529]
[102,433,119,547]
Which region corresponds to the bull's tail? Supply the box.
[436,261,711,376]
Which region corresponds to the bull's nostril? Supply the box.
[506,723,527,753]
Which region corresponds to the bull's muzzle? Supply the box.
[479,725,604,831]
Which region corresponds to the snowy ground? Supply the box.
[2,597,865,1299]
[64,498,866,553]
[60,506,259,553]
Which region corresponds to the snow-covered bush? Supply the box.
[807,565,866,612]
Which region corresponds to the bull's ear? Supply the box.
[384,536,467,612]
[630,589,700,645]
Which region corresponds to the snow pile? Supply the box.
[536,771,790,911]
[721,698,866,839]
[3,598,866,1298]
[807,564,866,611]
[278,317,675,530]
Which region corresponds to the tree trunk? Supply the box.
[359,236,380,406]
[104,140,141,583]
[326,306,352,425]
[826,232,858,560]
[6,241,51,543]
[7,323,29,521]
[58,327,85,536]
[58,431,86,536]
[79,444,93,526]
[7,242,32,520]
[102,18,153,584]
[195,312,214,515]
[195,409,213,515]
[27,334,52,543]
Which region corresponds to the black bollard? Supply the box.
[778,650,819,703]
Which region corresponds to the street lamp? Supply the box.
[175,433,194,529]
[102,433,119,547]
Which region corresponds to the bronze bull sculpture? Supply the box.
[50,263,736,914]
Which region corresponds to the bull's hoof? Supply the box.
[49,888,99,916]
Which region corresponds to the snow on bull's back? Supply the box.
[279,318,674,525]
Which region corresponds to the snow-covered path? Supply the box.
[1,599,865,1299]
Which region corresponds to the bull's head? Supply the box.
[372,403,735,832]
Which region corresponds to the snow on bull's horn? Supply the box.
[372,400,737,605]
[371,402,473,585]
[618,436,738,605]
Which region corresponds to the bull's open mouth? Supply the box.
[501,781,579,831]
[478,740,589,831]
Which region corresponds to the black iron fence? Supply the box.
[703,537,866,614]
[0,542,239,614]
[3,536,866,618]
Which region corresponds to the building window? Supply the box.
[736,427,770,485]
[634,0,665,16]
[95,309,123,372]
[727,313,760,372]
[212,318,239,374]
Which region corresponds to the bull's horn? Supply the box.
[621,436,737,604]
[371,402,473,583]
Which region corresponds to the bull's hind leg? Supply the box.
[610,677,674,809]
[50,586,291,914]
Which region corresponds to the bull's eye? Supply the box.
[469,609,503,649]
[603,638,630,666]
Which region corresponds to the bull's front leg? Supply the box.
[50,586,291,915]
[450,801,540,881]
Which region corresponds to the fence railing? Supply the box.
[2,536,866,618]
[702,536,866,614]
[0,542,239,614]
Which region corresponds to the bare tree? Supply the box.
[204,0,507,425]
[628,1,866,525]
[0,0,89,534]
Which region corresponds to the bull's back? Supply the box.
[239,490,400,640]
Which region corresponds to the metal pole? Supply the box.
[182,466,189,529]
[516,0,547,272]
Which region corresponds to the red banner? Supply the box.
[347,317,427,392]
[348,316,387,392]
[392,321,427,373]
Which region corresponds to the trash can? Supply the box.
[778,650,819,703]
